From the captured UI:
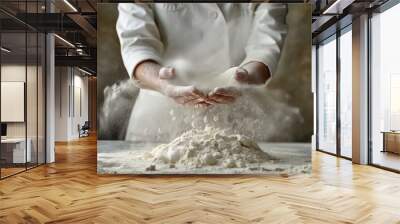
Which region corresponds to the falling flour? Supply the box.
[142,126,273,169]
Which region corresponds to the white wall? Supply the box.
[55,67,89,141]
[70,73,89,138]
[55,67,69,141]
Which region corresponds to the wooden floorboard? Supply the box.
[1,135,400,223]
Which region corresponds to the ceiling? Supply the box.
[1,0,392,75]
[1,0,97,74]
[311,0,390,43]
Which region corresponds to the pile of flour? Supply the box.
[142,126,273,169]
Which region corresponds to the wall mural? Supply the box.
[97,3,312,175]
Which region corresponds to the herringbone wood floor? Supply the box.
[1,135,400,224]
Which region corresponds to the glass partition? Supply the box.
[1,31,28,177]
[0,1,46,179]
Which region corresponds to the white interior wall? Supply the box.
[75,71,89,138]
[55,67,69,141]
[55,67,89,141]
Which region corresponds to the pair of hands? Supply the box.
[158,67,244,107]
[133,61,271,107]
[157,62,270,107]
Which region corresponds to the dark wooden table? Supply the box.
[381,131,400,154]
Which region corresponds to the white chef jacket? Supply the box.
[116,3,288,141]
[117,3,287,80]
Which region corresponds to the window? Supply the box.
[370,2,400,171]
[339,27,352,158]
[317,35,337,154]
[316,25,353,159]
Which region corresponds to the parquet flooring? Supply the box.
[1,167,26,178]
[1,135,400,223]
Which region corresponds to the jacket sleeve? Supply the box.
[241,3,288,76]
[116,3,163,78]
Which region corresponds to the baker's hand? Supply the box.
[207,62,271,105]
[161,84,210,107]
[206,67,245,104]
[207,86,241,104]
[234,61,271,85]
[158,67,210,107]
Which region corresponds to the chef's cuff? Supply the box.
[240,51,278,78]
[123,50,162,87]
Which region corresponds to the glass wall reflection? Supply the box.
[0,1,46,179]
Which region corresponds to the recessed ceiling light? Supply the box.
[78,67,93,76]
[1,47,11,53]
[54,34,75,48]
[323,0,354,15]
[63,0,78,12]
